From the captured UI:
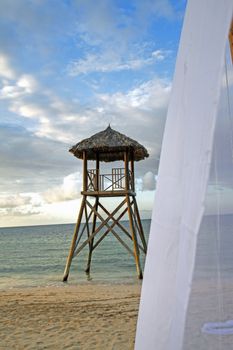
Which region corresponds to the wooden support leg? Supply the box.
[63,196,86,282]
[126,195,143,279]
[85,198,98,274]
[133,198,147,254]
[87,199,135,257]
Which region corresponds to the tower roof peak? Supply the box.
[69,125,149,162]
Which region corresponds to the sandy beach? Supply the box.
[1,280,233,350]
[0,283,141,350]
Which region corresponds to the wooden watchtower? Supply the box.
[63,125,149,281]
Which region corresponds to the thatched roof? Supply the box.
[69,125,149,162]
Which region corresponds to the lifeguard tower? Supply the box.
[63,125,149,281]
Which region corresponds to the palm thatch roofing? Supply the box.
[69,125,149,162]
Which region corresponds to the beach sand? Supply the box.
[0,284,141,350]
[2,279,233,350]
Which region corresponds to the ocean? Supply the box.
[0,220,151,289]
[0,215,233,290]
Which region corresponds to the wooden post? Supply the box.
[85,197,99,274]
[96,153,99,191]
[130,150,135,191]
[133,198,147,253]
[124,150,129,191]
[229,20,233,63]
[83,151,87,191]
[126,195,143,279]
[125,150,143,278]
[63,196,86,281]
[85,153,100,273]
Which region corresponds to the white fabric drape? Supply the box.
[135,1,233,349]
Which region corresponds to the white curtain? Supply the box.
[135,1,233,349]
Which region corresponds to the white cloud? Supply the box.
[67,49,168,76]
[0,192,45,220]
[95,79,171,165]
[2,72,170,158]
[0,74,39,100]
[100,79,171,110]
[3,207,41,217]
[10,102,45,119]
[17,74,38,93]
[1,75,92,143]
[152,50,167,61]
[43,172,82,203]
[0,54,16,80]
[73,0,180,51]
[142,171,156,191]
[1,74,170,182]
[0,194,32,208]
[18,78,169,172]
[66,0,177,78]
[0,85,23,99]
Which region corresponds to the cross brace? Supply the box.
[63,195,147,281]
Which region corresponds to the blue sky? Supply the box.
[4,0,232,227]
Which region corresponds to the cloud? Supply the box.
[43,172,82,203]
[152,50,167,61]
[98,78,170,110]
[95,78,171,172]
[0,66,94,144]
[67,0,177,78]
[0,70,171,212]
[0,194,31,208]
[0,0,76,58]
[0,53,16,79]
[0,124,79,194]
[135,0,180,22]
[73,0,130,48]
[73,0,180,47]
[67,49,169,76]
[1,65,171,164]
[0,191,44,221]
[142,172,156,191]
[0,85,23,99]
[10,102,45,119]
[17,75,38,93]
[0,74,39,102]
[0,206,41,217]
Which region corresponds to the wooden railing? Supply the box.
[87,168,133,192]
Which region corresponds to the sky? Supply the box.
[0,0,233,228]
